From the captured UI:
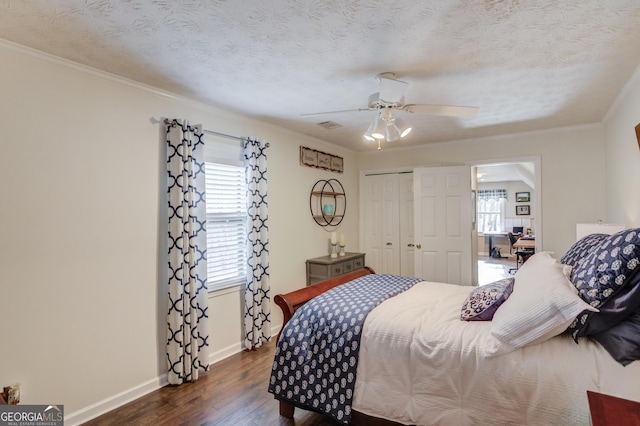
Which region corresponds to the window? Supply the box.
[477,189,506,233]
[202,136,246,293]
[204,121,247,291]
[205,161,247,292]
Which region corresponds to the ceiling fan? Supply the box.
[301,72,479,148]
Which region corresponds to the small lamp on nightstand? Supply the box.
[339,234,346,256]
[329,232,338,258]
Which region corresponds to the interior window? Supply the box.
[477,189,507,233]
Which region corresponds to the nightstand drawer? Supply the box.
[329,262,344,277]
[353,257,364,269]
[342,260,354,273]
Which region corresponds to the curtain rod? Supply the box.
[163,118,269,147]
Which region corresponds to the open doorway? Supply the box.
[472,158,540,285]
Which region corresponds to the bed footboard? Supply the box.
[272,266,375,419]
[274,267,375,342]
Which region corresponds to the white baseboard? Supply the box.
[209,341,245,365]
[64,375,168,426]
[65,324,283,425]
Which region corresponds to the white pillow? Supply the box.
[484,251,598,357]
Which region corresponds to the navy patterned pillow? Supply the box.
[560,233,609,279]
[461,278,515,321]
[593,308,640,366]
[567,228,640,340]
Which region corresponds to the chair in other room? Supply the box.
[508,232,519,255]
[508,232,534,274]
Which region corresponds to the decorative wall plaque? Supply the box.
[299,146,343,173]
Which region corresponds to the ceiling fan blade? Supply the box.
[402,104,479,118]
[300,108,373,117]
[378,76,408,104]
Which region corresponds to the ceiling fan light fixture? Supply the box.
[370,114,386,139]
[365,110,413,145]
[385,122,401,142]
[363,119,377,141]
[394,117,412,138]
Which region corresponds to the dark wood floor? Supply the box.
[82,340,341,426]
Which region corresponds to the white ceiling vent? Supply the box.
[317,121,342,130]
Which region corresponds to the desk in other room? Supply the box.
[483,232,507,256]
[513,237,535,268]
[513,237,535,250]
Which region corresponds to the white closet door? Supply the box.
[414,166,473,285]
[361,174,400,274]
[398,173,415,276]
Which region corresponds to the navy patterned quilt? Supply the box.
[268,274,422,423]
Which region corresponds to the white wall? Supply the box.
[0,41,359,422]
[356,125,607,257]
[603,66,640,227]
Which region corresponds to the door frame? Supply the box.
[467,155,542,255]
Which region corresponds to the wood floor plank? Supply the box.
[82,341,341,425]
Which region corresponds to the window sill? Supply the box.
[208,283,245,298]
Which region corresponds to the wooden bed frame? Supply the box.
[273,266,404,426]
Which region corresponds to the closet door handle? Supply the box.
[386,242,393,246]
[407,243,415,247]
[416,243,422,249]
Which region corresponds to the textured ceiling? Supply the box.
[1,0,640,152]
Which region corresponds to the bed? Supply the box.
[268,229,640,425]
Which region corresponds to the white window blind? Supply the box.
[205,162,247,292]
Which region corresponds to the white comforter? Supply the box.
[353,281,640,425]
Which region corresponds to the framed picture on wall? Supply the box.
[330,155,344,173]
[317,152,332,169]
[300,146,317,167]
[516,205,530,216]
[515,191,530,202]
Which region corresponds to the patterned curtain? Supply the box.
[243,138,270,350]
[477,189,507,201]
[166,119,210,384]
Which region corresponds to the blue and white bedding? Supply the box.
[267,274,421,423]
[269,259,640,425]
[270,229,640,425]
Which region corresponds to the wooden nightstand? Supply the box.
[305,252,366,286]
